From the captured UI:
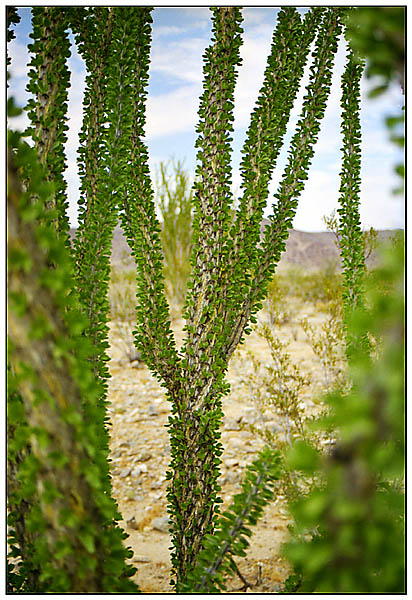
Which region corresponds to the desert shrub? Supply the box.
[239,315,342,506]
[109,321,143,365]
[256,261,347,421]
[323,209,379,263]
[300,313,346,394]
[107,268,142,364]
[267,264,343,314]
[237,263,346,509]
[155,159,193,307]
[108,268,138,323]
[238,243,349,507]
[245,324,309,448]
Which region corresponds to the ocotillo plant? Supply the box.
[337,47,366,321]
[71,6,120,391]
[7,130,139,593]
[25,7,71,242]
[110,6,345,585]
[8,7,138,591]
[8,6,354,590]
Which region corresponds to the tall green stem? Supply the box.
[337,45,366,357]
[26,7,71,241]
[117,8,180,392]
[72,8,117,396]
[167,9,243,586]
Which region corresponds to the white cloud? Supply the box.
[292,169,340,231]
[151,37,207,84]
[7,111,29,133]
[284,159,403,232]
[179,7,211,23]
[362,129,401,160]
[153,25,185,38]
[359,171,404,230]
[242,7,277,29]
[232,149,404,233]
[8,39,31,79]
[145,84,201,138]
[233,24,275,130]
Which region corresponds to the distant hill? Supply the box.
[70,222,399,271]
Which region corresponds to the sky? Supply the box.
[7,6,405,232]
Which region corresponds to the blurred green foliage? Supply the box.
[345,7,404,192]
[7,130,139,593]
[284,237,405,593]
[345,7,404,96]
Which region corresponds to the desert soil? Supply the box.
[107,303,328,594]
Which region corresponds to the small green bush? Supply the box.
[267,264,343,313]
